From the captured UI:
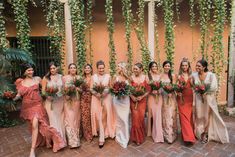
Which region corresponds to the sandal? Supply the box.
[99,142,104,148]
[201,133,208,144]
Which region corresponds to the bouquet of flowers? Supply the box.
[149,81,161,102]
[175,77,186,103]
[92,83,106,106]
[63,84,76,97]
[162,83,176,105]
[130,84,146,109]
[110,81,131,99]
[45,85,58,97]
[2,90,16,100]
[1,89,17,111]
[193,83,210,103]
[74,77,85,88]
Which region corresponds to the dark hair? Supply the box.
[148,61,158,81]
[134,62,143,71]
[83,63,93,76]
[178,58,192,75]
[45,61,58,80]
[96,60,105,68]
[21,63,34,78]
[197,59,209,72]
[163,60,173,83]
[68,63,77,75]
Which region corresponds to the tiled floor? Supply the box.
[1,116,235,157]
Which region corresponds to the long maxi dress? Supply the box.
[44,74,66,142]
[130,77,149,144]
[63,75,81,148]
[176,75,196,143]
[15,79,66,152]
[193,72,229,143]
[147,75,164,143]
[113,77,130,148]
[91,73,116,143]
[160,77,178,143]
[80,77,93,142]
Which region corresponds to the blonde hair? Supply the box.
[118,62,129,79]
[178,58,192,75]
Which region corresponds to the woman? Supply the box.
[14,63,65,157]
[160,61,177,144]
[147,61,164,143]
[90,60,116,148]
[62,63,81,148]
[42,62,66,141]
[80,64,93,142]
[177,58,196,145]
[130,63,149,145]
[112,62,130,148]
[192,59,229,143]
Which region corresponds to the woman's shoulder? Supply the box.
[33,76,41,82]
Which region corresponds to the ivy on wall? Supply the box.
[189,0,195,27]
[12,0,31,57]
[69,0,87,74]
[0,2,8,49]
[154,2,161,71]
[86,0,93,65]
[105,0,116,77]
[136,0,150,74]
[121,0,133,74]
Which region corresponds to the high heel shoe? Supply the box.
[99,142,104,149]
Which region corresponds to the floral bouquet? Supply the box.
[193,83,210,103]
[110,81,131,99]
[1,89,17,111]
[45,85,59,97]
[92,83,106,106]
[149,81,161,102]
[2,90,16,100]
[74,77,85,88]
[175,77,186,103]
[130,84,146,109]
[63,84,76,97]
[162,83,176,105]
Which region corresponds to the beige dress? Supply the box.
[63,75,81,148]
[160,77,177,143]
[193,72,229,143]
[91,74,116,142]
[44,74,66,142]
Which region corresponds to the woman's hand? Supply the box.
[65,95,70,101]
[47,96,54,101]
[130,96,137,102]
[96,93,101,99]
[168,93,172,97]
[177,92,182,97]
[76,87,82,92]
[152,90,159,95]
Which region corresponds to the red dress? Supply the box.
[130,80,149,144]
[16,79,66,152]
[176,77,196,143]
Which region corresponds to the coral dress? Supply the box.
[176,76,196,143]
[16,79,66,152]
[91,74,116,142]
[130,78,149,144]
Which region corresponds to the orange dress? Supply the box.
[176,77,196,143]
[16,80,66,152]
[130,80,149,144]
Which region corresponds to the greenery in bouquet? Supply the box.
[110,81,131,99]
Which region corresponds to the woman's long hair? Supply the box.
[83,63,93,77]
[148,61,158,81]
[45,61,58,81]
[21,63,34,78]
[118,62,129,80]
[163,60,173,83]
[178,58,192,75]
[68,63,77,75]
[197,59,209,72]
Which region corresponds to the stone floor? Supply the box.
[1,116,235,157]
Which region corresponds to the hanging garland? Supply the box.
[121,0,133,74]
[154,2,161,71]
[163,0,175,66]
[136,0,150,74]
[0,2,7,49]
[189,0,195,27]
[45,0,65,67]
[12,0,31,57]
[86,0,93,65]
[175,0,180,22]
[69,0,87,74]
[210,0,226,95]
[105,0,116,77]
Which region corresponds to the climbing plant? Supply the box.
[154,2,161,71]
[86,0,93,65]
[12,0,32,57]
[136,0,150,74]
[121,0,133,74]
[46,0,65,67]
[163,0,175,66]
[105,0,116,77]
[69,0,87,74]
[0,2,8,49]
[189,0,195,27]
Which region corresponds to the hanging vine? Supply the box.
[46,0,65,67]
[0,2,8,49]
[175,0,180,22]
[136,0,150,73]
[69,0,87,74]
[163,0,175,66]
[210,0,227,95]
[105,0,116,77]
[86,0,93,65]
[154,3,161,71]
[12,0,31,57]
[189,0,195,27]
[121,0,133,74]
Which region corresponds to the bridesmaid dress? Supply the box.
[193,72,229,143]
[63,75,81,148]
[147,75,164,143]
[160,77,177,143]
[113,77,130,148]
[177,75,196,143]
[90,74,116,143]
[44,74,66,142]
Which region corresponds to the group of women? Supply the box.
[14,58,229,157]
